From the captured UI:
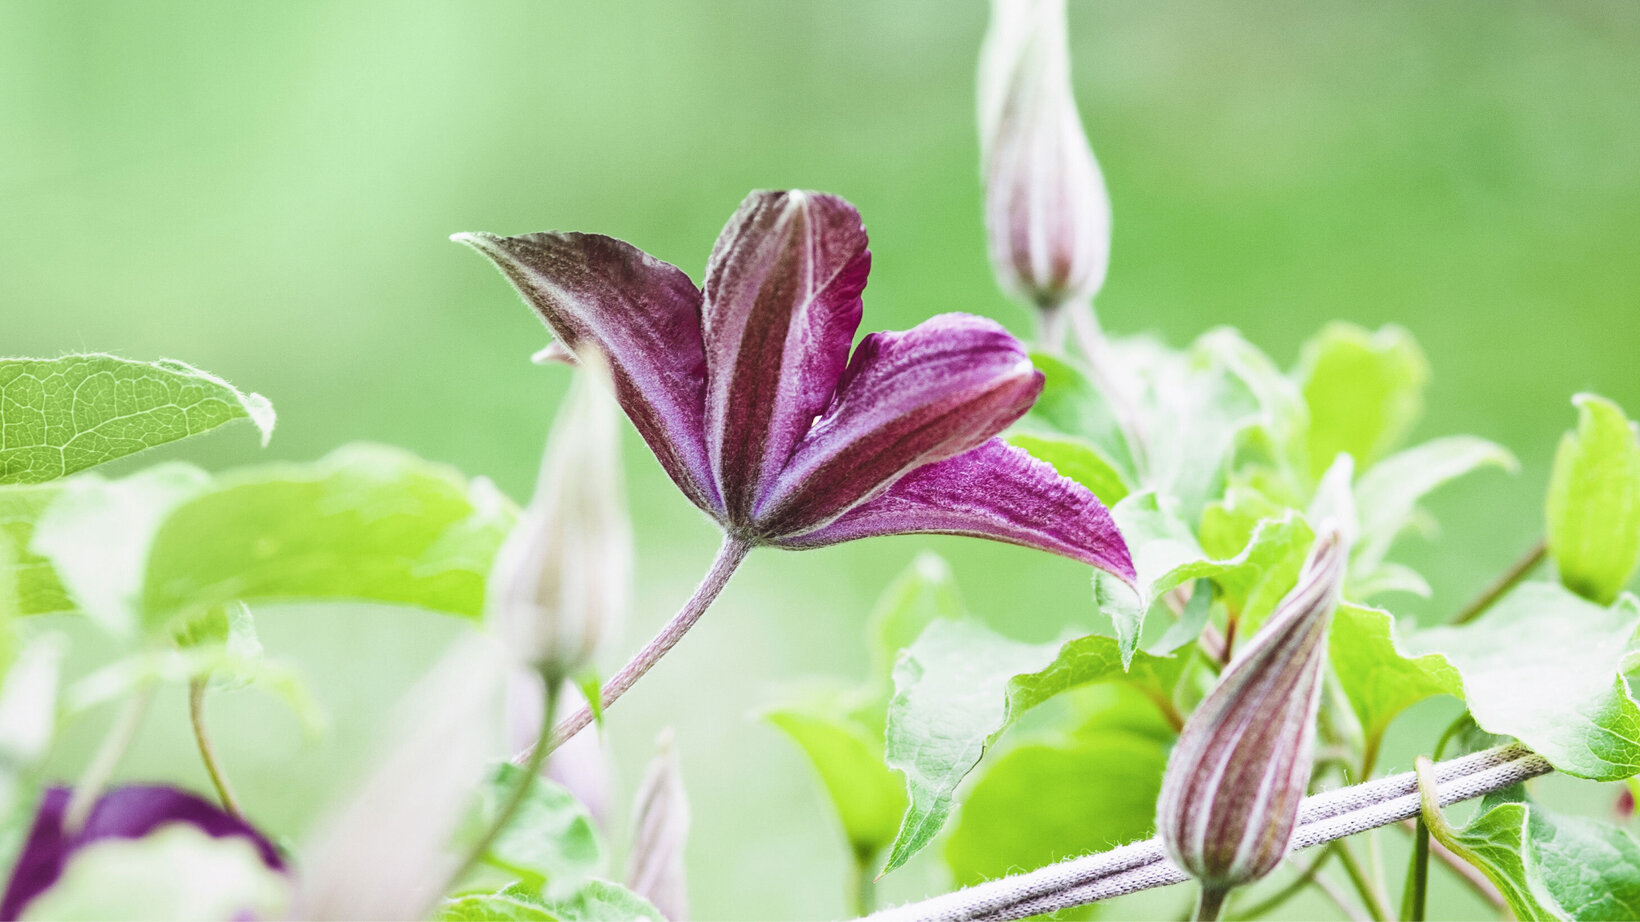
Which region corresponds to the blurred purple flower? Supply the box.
[454,190,1131,579]
[0,785,283,920]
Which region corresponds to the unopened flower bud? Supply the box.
[487,351,632,681]
[628,729,690,921]
[979,0,1112,317]
[1156,528,1348,902]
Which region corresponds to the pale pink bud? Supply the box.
[1156,528,1347,896]
[486,351,632,681]
[628,729,690,921]
[506,670,615,829]
[979,0,1112,314]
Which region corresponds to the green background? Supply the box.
[4,2,1638,918]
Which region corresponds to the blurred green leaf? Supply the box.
[1434,794,1640,921]
[1547,394,1640,605]
[866,553,964,687]
[1007,432,1129,506]
[1353,436,1516,577]
[764,693,905,862]
[0,484,71,616]
[1297,323,1429,481]
[542,880,664,921]
[1022,352,1137,485]
[436,892,558,921]
[66,643,325,736]
[20,824,288,921]
[945,687,1171,886]
[1335,584,1640,781]
[465,765,602,898]
[880,619,1182,874]
[142,444,516,626]
[439,880,662,922]
[0,355,274,485]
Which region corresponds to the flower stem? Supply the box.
[856,856,879,917]
[1451,540,1546,625]
[1228,848,1334,920]
[1193,885,1230,922]
[1399,816,1430,922]
[517,535,751,763]
[188,676,242,817]
[449,677,560,891]
[1334,839,1392,922]
[64,680,157,833]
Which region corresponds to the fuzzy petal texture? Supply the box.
[702,190,871,524]
[1,785,284,920]
[775,437,1134,579]
[453,232,719,512]
[752,314,1043,538]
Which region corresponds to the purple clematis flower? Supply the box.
[454,190,1132,579]
[0,785,285,920]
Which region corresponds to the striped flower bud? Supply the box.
[486,351,632,682]
[979,0,1112,318]
[1155,527,1348,913]
[628,729,690,921]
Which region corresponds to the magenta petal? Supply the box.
[773,438,1135,579]
[752,314,1043,538]
[701,191,870,524]
[454,232,720,513]
[1,785,285,920]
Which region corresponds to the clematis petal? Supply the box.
[452,231,720,513]
[0,785,284,920]
[773,437,1134,579]
[702,190,871,524]
[752,314,1042,538]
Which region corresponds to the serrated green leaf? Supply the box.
[436,893,559,921]
[0,355,274,485]
[0,484,71,616]
[1438,800,1558,920]
[945,687,1170,886]
[542,880,664,921]
[1329,604,1463,760]
[142,444,516,625]
[1007,432,1128,506]
[1297,323,1429,481]
[880,619,1182,874]
[1547,393,1640,605]
[1353,436,1516,577]
[20,824,288,921]
[465,764,602,898]
[764,693,905,861]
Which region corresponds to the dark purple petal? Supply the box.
[1,785,285,920]
[701,191,870,525]
[773,437,1135,579]
[454,232,720,513]
[751,314,1042,538]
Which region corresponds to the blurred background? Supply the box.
[3,2,1639,918]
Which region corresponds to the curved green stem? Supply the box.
[1400,815,1430,922]
[1334,839,1392,922]
[188,676,242,816]
[64,680,157,833]
[1228,848,1335,920]
[1451,540,1546,625]
[448,678,560,890]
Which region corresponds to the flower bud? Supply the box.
[628,729,690,921]
[487,350,632,681]
[1156,528,1347,896]
[979,0,1112,315]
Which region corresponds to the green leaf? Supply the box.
[1333,584,1640,781]
[543,879,665,921]
[1353,436,1516,577]
[142,444,516,626]
[1022,352,1136,484]
[29,464,212,638]
[20,824,288,921]
[763,692,905,861]
[1297,323,1429,481]
[867,552,965,685]
[945,686,1171,886]
[0,484,72,616]
[1007,432,1128,506]
[466,764,602,898]
[66,644,326,736]
[880,619,1182,874]
[1547,394,1640,605]
[0,355,274,485]
[436,893,558,921]
[1328,604,1463,759]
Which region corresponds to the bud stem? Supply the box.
[1399,816,1430,922]
[1332,840,1391,922]
[63,679,157,834]
[1193,885,1230,922]
[518,535,752,762]
[188,676,243,817]
[447,677,561,892]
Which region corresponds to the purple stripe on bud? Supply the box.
[1156,528,1347,891]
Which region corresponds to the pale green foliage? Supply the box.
[945,686,1172,886]
[0,484,71,616]
[1352,436,1516,580]
[0,355,274,485]
[19,824,288,921]
[1332,585,1640,781]
[1006,432,1128,506]
[1547,393,1640,605]
[1297,323,1429,480]
[437,881,664,922]
[880,618,1182,874]
[463,765,603,899]
[142,444,516,624]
